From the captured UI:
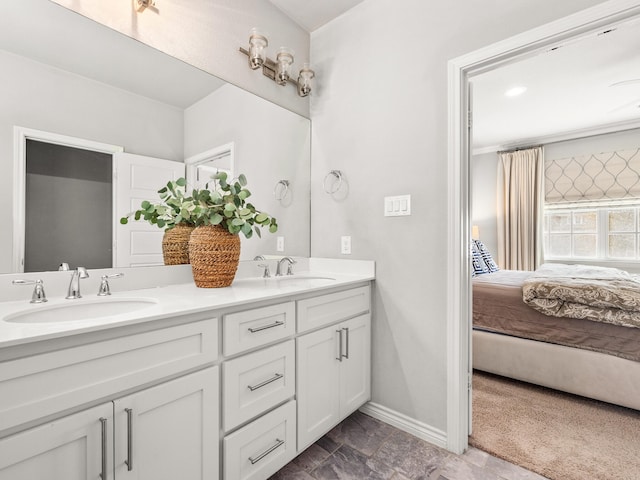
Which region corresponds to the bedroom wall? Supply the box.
[310,0,607,437]
[471,128,640,269]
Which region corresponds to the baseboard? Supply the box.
[359,402,447,449]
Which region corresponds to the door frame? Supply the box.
[446,0,640,454]
[13,126,123,272]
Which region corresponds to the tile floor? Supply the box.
[271,411,547,480]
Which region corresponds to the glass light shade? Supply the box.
[248,28,268,70]
[276,48,294,86]
[297,63,315,97]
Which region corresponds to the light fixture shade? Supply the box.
[297,63,315,97]
[248,28,268,70]
[276,47,294,86]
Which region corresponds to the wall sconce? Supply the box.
[240,29,315,97]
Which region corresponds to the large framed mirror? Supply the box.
[0,0,311,273]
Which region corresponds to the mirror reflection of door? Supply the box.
[186,143,234,190]
[25,140,112,272]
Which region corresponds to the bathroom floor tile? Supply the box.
[274,411,547,480]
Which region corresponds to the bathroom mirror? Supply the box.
[0,0,310,273]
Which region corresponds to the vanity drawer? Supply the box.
[223,340,295,431]
[297,286,370,333]
[223,302,295,356]
[224,400,296,480]
[0,318,218,434]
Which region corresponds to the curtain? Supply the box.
[497,146,544,271]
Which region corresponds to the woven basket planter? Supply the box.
[162,223,195,265]
[188,225,241,288]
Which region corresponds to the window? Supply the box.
[544,203,640,261]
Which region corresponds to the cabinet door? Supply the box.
[339,314,371,418]
[0,403,113,480]
[296,326,341,451]
[114,367,219,480]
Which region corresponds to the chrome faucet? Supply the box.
[276,257,296,276]
[66,267,89,299]
[12,279,47,303]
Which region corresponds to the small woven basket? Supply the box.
[162,223,194,265]
[188,225,241,288]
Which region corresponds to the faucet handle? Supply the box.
[58,262,70,271]
[286,258,297,276]
[98,273,124,296]
[257,264,271,278]
[12,279,47,303]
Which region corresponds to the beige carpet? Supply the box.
[469,371,640,480]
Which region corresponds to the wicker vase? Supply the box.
[188,225,241,288]
[162,223,195,265]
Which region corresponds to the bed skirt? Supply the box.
[473,329,640,411]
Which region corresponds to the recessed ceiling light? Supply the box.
[505,86,527,97]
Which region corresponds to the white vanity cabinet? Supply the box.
[296,287,371,451]
[0,316,219,480]
[113,367,219,480]
[0,402,114,480]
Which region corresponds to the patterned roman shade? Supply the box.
[545,148,640,204]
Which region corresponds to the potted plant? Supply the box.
[120,177,198,265]
[121,172,278,287]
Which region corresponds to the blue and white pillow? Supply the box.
[471,241,490,276]
[474,239,499,273]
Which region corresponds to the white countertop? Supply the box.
[0,259,374,348]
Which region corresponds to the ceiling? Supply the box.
[268,0,366,32]
[472,16,640,152]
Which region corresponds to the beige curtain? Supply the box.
[497,146,544,271]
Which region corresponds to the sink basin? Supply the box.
[273,275,336,283]
[3,298,158,324]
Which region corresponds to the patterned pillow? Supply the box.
[474,240,499,272]
[471,240,490,276]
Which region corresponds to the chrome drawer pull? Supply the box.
[99,417,108,480]
[248,373,284,391]
[125,408,133,471]
[248,320,285,333]
[249,438,285,465]
[342,327,350,359]
[336,329,343,361]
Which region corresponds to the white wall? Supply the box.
[471,152,499,258]
[471,128,640,266]
[52,0,311,118]
[184,84,311,260]
[0,49,183,273]
[310,0,607,435]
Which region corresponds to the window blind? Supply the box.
[545,148,640,204]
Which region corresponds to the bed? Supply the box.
[472,267,640,411]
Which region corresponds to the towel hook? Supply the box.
[323,170,343,194]
[274,180,290,200]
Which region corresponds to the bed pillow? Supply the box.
[471,241,490,275]
[474,239,500,272]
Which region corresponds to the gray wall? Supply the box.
[310,0,607,434]
[472,128,640,265]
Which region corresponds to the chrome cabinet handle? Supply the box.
[336,329,343,361]
[342,327,350,359]
[248,373,283,391]
[249,438,285,465]
[99,417,108,480]
[248,320,284,333]
[125,408,133,471]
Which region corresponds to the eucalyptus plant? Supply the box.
[120,172,278,239]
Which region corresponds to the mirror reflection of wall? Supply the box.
[0,1,311,274]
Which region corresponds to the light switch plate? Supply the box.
[384,195,411,216]
[276,236,285,252]
[341,236,351,255]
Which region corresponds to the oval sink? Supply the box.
[274,275,336,283]
[3,298,158,324]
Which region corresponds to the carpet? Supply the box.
[469,371,640,480]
